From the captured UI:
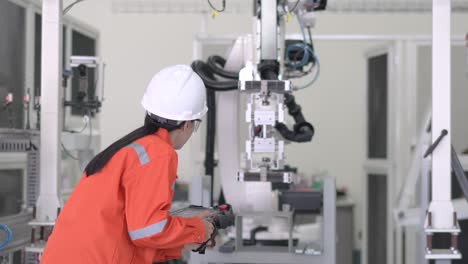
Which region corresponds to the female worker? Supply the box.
[41,65,214,263]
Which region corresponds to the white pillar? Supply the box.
[428,0,453,230]
[429,0,453,228]
[432,0,451,205]
[36,0,63,222]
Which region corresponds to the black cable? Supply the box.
[193,227,218,254]
[275,94,314,143]
[25,88,31,130]
[258,60,280,80]
[64,119,88,134]
[275,122,314,142]
[191,61,238,91]
[191,55,240,207]
[424,129,448,158]
[307,26,315,52]
[62,113,92,160]
[191,59,224,207]
[249,226,268,245]
[63,0,85,14]
[87,113,93,149]
[207,0,226,12]
[255,60,314,143]
[207,55,239,79]
[205,90,217,207]
[218,188,226,205]
[61,142,79,160]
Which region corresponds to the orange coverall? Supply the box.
[41,129,205,263]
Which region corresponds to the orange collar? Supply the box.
[155,128,173,148]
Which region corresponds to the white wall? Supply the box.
[68,1,468,250]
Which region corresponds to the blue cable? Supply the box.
[285,14,310,69]
[297,54,320,90]
[0,224,12,249]
[285,42,312,69]
[285,13,321,90]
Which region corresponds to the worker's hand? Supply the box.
[197,211,215,241]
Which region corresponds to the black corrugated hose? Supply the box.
[275,93,314,142]
[207,55,239,79]
[191,60,238,91]
[191,58,239,206]
[258,60,315,143]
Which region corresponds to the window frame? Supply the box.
[9,0,101,131]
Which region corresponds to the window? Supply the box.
[367,174,387,264]
[0,1,26,129]
[367,54,388,159]
[71,30,96,116]
[34,13,41,98]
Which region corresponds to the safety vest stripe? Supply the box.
[128,143,150,165]
[128,219,168,240]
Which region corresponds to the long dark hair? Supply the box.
[85,114,180,176]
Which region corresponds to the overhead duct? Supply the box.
[326,0,468,12]
[111,0,468,14]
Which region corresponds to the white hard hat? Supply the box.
[141,65,208,121]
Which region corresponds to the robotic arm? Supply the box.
[191,0,325,185]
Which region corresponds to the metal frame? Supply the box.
[233,211,294,254]
[362,44,398,264]
[0,130,41,207]
[0,130,40,263]
[0,212,32,259]
[4,0,101,174]
[4,0,100,134]
[189,177,336,264]
[50,13,100,131]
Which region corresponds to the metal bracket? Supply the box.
[240,80,291,93]
[424,211,462,260]
[238,171,292,183]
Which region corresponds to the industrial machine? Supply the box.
[2,0,463,264]
[189,1,336,264]
[0,54,103,261]
[0,7,103,259]
[0,131,39,263]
